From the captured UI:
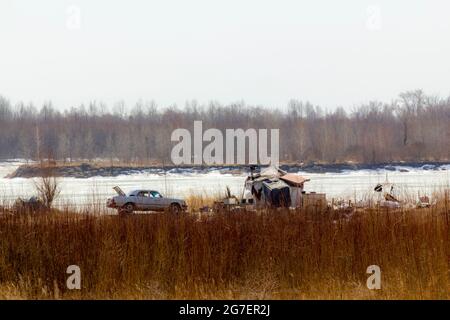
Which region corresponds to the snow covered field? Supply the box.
[0,160,449,208]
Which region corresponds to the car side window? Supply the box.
[150,191,162,198]
[138,191,149,197]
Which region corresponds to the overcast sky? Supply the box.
[1,0,449,110]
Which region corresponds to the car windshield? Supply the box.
[150,191,162,198]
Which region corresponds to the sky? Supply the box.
[0,0,449,110]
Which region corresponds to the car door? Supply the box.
[133,191,146,210]
[135,191,150,210]
[141,191,160,211]
[148,191,165,211]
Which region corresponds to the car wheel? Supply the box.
[170,203,182,214]
[122,203,135,214]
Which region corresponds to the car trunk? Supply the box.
[113,186,126,196]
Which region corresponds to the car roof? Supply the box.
[129,190,160,195]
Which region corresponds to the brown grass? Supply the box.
[0,199,448,300]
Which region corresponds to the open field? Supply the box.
[0,197,448,300]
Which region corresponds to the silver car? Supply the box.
[107,186,187,214]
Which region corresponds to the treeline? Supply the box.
[0,90,449,164]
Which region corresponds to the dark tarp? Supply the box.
[262,179,291,207]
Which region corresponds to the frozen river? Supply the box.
[0,160,449,208]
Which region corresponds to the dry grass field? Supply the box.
[0,197,448,300]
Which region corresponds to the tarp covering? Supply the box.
[262,179,291,207]
[280,173,310,186]
[260,166,284,178]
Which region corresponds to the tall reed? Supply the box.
[0,200,448,299]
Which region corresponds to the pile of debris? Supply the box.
[373,183,402,208]
[11,196,46,214]
[211,187,242,213]
[370,182,435,209]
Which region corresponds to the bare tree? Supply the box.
[34,167,60,209]
[0,90,449,164]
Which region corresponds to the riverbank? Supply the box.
[5,160,450,178]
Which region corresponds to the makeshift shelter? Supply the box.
[243,166,311,208]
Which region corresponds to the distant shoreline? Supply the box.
[5,160,449,178]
